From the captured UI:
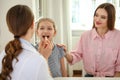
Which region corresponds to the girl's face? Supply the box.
[94,8,108,29]
[37,21,56,41]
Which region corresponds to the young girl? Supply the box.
[36,18,67,77]
[0,5,53,80]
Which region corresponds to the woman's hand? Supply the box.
[38,37,53,60]
[57,44,67,53]
[57,44,73,63]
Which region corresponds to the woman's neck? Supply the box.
[21,27,34,42]
[96,28,108,37]
[21,36,31,42]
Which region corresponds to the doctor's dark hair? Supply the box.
[92,3,116,30]
[0,5,34,80]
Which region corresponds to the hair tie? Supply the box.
[14,35,20,39]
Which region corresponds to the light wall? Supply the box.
[0,0,85,77]
[71,30,85,76]
[0,0,34,52]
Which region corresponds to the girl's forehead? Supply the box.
[39,21,54,27]
[39,21,53,25]
[40,20,52,23]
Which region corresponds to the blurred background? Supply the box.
[0,0,120,77]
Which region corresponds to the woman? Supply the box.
[0,5,53,80]
[62,3,120,77]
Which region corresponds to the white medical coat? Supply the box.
[0,38,53,80]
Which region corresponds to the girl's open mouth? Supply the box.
[42,35,49,39]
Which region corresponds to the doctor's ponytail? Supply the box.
[0,5,34,80]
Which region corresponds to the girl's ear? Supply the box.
[36,29,39,35]
[53,30,56,37]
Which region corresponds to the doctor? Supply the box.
[0,5,53,80]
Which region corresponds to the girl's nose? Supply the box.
[43,29,48,33]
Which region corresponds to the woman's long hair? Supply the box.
[92,3,116,30]
[0,5,34,80]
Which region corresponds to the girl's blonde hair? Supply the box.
[37,18,56,31]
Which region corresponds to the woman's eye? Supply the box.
[95,14,98,17]
[101,16,107,19]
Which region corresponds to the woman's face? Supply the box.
[37,21,56,41]
[94,8,108,29]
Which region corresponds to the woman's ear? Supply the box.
[31,21,34,29]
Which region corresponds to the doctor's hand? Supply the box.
[38,37,52,60]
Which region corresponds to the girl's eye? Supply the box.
[40,27,44,30]
[48,28,53,30]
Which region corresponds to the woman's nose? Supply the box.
[96,17,101,21]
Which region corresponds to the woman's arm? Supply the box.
[57,44,73,63]
[60,57,67,77]
[64,52,73,63]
